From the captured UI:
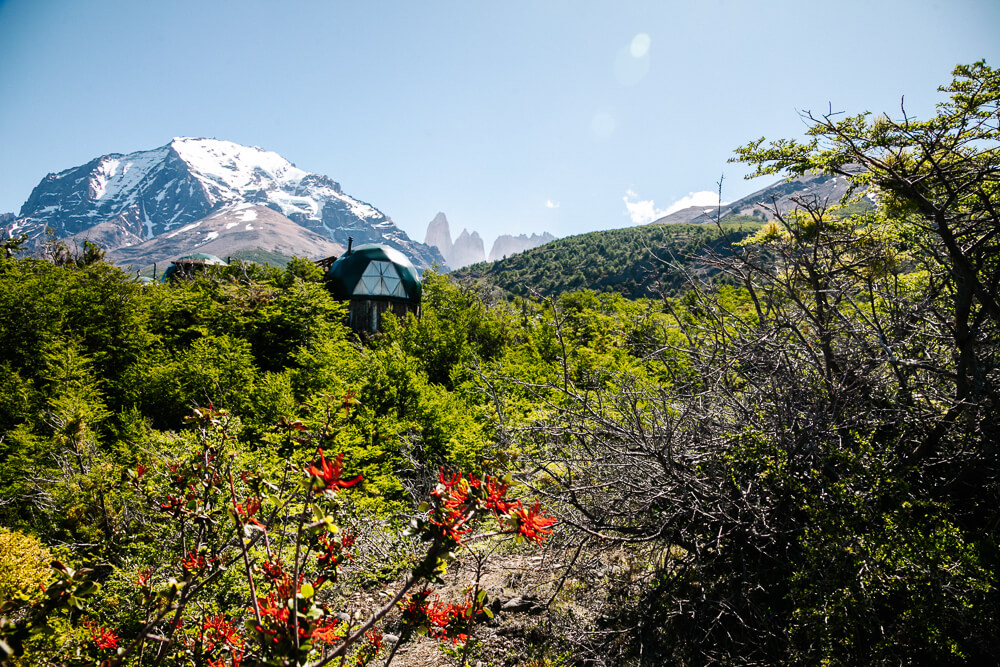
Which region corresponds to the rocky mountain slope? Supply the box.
[653,172,855,225]
[452,229,485,268]
[423,211,484,268]
[3,138,444,269]
[424,212,453,265]
[105,204,344,268]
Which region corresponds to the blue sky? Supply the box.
[1,0,997,249]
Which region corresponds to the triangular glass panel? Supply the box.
[351,260,407,298]
[362,261,386,278]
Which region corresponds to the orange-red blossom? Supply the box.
[430,468,557,545]
[202,613,243,651]
[399,589,471,644]
[83,619,120,650]
[513,502,557,544]
[307,449,363,492]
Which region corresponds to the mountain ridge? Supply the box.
[652,172,854,225]
[3,138,444,269]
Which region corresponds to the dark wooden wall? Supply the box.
[347,299,418,334]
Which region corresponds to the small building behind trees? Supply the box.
[324,241,421,334]
[161,253,228,282]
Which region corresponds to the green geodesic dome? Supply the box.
[325,244,422,303]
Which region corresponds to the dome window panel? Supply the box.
[353,260,402,296]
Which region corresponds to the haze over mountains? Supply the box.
[1,138,444,269]
[423,211,556,269]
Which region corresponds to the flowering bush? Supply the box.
[0,399,554,666]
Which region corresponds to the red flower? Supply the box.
[425,600,454,629]
[364,627,384,650]
[95,630,119,650]
[159,493,186,512]
[513,502,556,544]
[399,589,433,625]
[307,450,362,492]
[207,652,244,667]
[433,470,467,506]
[310,619,341,644]
[132,567,153,588]
[85,621,120,650]
[261,558,285,582]
[399,590,470,642]
[203,613,243,651]
[316,530,356,583]
[349,627,384,665]
[274,573,301,600]
[484,477,521,516]
[429,469,478,541]
[253,592,291,638]
[181,551,207,573]
[429,513,472,543]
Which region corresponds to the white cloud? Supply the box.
[662,191,724,216]
[545,200,560,209]
[623,189,727,225]
[623,189,666,224]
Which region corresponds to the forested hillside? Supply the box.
[455,218,761,299]
[1,63,998,666]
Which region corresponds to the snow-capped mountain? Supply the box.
[5,138,444,268]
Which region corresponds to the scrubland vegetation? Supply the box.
[1,63,998,665]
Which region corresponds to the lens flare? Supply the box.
[614,33,651,86]
[630,33,651,58]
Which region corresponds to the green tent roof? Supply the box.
[326,244,421,303]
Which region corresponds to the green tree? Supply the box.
[501,62,1000,664]
[733,60,999,411]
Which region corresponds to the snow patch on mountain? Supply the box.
[89,148,170,204]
